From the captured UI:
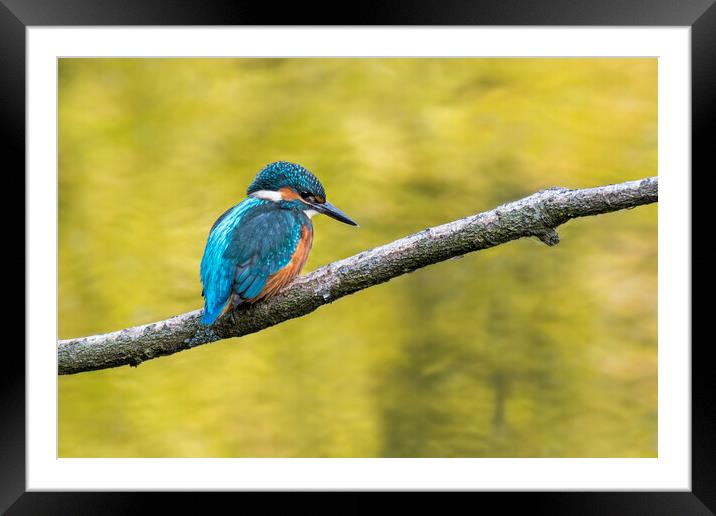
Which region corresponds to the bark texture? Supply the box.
[58,177,658,375]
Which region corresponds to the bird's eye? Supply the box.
[300,192,315,203]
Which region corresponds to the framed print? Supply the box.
[5,0,711,513]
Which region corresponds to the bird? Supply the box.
[199,161,358,325]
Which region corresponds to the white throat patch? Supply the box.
[304,209,320,218]
[250,190,283,202]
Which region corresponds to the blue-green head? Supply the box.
[247,161,358,226]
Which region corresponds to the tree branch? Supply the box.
[58,177,658,375]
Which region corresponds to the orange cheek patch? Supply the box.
[256,225,314,300]
[279,187,301,201]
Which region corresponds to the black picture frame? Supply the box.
[4,0,709,513]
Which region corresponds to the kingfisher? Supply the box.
[200,161,358,325]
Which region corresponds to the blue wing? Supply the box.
[200,199,304,325]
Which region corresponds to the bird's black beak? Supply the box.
[314,201,359,226]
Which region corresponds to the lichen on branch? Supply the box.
[57,176,658,375]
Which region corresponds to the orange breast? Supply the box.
[255,224,313,301]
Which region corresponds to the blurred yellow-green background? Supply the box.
[59,58,657,458]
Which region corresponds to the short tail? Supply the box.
[200,295,235,325]
[200,302,224,325]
